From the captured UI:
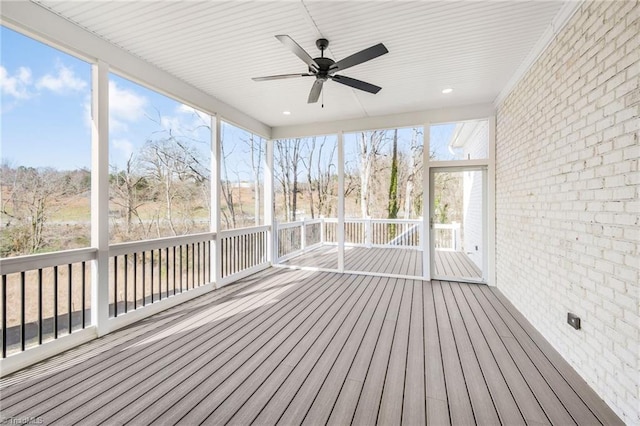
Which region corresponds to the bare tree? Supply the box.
[1,166,85,254]
[274,138,303,221]
[358,130,385,218]
[140,137,206,236]
[404,128,423,219]
[110,155,148,237]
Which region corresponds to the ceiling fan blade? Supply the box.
[275,35,319,71]
[331,43,388,72]
[331,75,381,94]
[252,73,313,81]
[308,79,324,103]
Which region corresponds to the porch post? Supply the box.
[487,115,496,286]
[422,123,431,281]
[211,114,222,286]
[91,60,110,336]
[337,132,345,272]
[264,139,274,264]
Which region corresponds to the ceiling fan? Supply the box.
[253,35,388,104]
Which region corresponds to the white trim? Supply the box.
[427,159,490,168]
[0,327,97,377]
[337,132,345,273]
[487,116,497,286]
[212,115,223,286]
[108,233,215,257]
[494,1,583,106]
[91,60,110,337]
[0,1,271,138]
[219,225,270,239]
[264,139,275,264]
[271,104,494,139]
[0,248,96,275]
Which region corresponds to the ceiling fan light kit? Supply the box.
[253,35,388,104]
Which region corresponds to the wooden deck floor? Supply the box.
[0,268,621,425]
[282,246,481,280]
[434,250,482,280]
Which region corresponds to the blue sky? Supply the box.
[1,26,213,172]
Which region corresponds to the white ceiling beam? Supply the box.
[271,103,495,139]
[1,1,272,139]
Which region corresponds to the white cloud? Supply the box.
[177,103,209,122]
[112,138,134,160]
[36,63,87,93]
[0,65,33,99]
[109,80,148,134]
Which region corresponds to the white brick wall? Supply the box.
[495,1,639,423]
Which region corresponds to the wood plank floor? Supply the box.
[0,268,622,426]
[281,246,422,276]
[282,246,481,280]
[434,250,482,279]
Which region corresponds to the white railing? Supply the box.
[0,224,273,362]
[323,218,422,248]
[275,217,424,262]
[433,223,462,251]
[218,225,270,283]
[108,232,215,318]
[275,219,324,261]
[0,248,97,358]
[275,218,463,261]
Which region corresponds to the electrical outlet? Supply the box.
[567,313,581,330]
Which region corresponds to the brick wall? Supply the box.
[495,0,639,423]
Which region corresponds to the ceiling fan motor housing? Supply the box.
[311,57,336,79]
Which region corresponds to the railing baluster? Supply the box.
[82,261,86,328]
[133,253,137,310]
[191,243,195,287]
[173,246,177,295]
[38,269,43,344]
[68,264,72,333]
[2,275,6,358]
[180,245,183,293]
[142,251,146,306]
[124,254,128,313]
[20,271,25,351]
[165,247,169,297]
[151,250,155,303]
[185,244,190,290]
[113,256,118,317]
[158,248,162,300]
[197,242,201,286]
[54,266,58,339]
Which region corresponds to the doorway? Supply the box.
[430,167,486,283]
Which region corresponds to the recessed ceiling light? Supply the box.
[283,111,291,115]
[442,88,453,94]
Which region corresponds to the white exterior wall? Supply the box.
[495,1,639,423]
[461,121,489,271]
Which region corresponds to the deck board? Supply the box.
[0,268,622,426]
[281,246,484,281]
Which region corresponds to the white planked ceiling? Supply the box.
[34,0,568,129]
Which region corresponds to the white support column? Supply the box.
[91,61,110,336]
[337,132,345,272]
[487,115,496,286]
[365,218,372,247]
[301,219,306,251]
[422,123,431,281]
[264,139,274,264]
[211,114,222,286]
